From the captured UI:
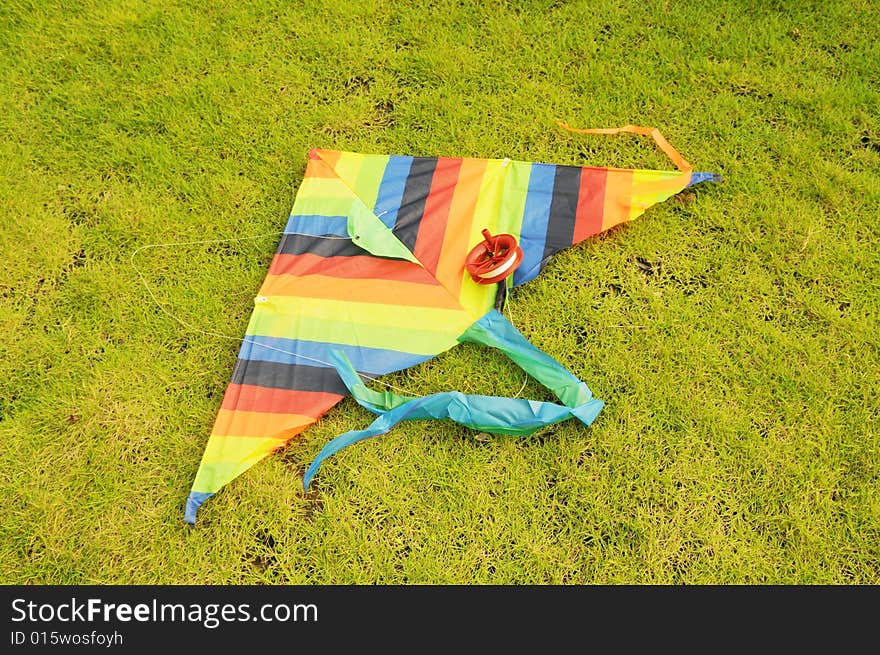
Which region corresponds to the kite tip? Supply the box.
[184,491,212,526]
[688,171,725,187]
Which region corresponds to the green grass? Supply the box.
[2,0,879,584]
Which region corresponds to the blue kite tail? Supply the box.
[302,332,605,490]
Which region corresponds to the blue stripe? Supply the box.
[688,171,721,186]
[237,335,430,376]
[513,163,557,287]
[184,492,213,525]
[373,156,414,228]
[283,214,350,236]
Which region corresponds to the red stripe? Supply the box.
[220,383,343,417]
[572,168,608,243]
[268,253,442,285]
[413,158,462,274]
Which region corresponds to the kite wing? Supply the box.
[185,126,718,524]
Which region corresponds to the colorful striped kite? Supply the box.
[185,125,719,524]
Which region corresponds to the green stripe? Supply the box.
[497,160,532,240]
[353,154,390,211]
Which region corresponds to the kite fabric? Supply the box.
[185,125,719,524]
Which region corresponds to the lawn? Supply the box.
[1,0,878,584]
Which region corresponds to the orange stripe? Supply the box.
[211,408,315,438]
[434,158,489,300]
[414,158,462,274]
[260,273,462,309]
[268,253,441,285]
[220,384,342,416]
[310,148,342,172]
[601,169,634,231]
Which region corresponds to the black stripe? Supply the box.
[393,157,438,253]
[230,359,349,395]
[276,233,369,258]
[542,165,581,261]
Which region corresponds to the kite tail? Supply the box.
[557,122,694,172]
[557,122,723,189]
[302,397,434,490]
[303,310,605,489]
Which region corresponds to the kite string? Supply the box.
[130,231,417,395]
[501,290,530,399]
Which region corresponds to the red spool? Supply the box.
[465,229,524,285]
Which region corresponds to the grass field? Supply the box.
[1,0,878,584]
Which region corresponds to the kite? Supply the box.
[184,124,719,524]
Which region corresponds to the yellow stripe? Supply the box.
[191,435,296,493]
[458,159,508,316]
[264,296,471,331]
[311,152,390,218]
[291,177,356,216]
[295,176,357,199]
[246,303,466,355]
[629,169,690,220]
[332,152,366,194]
